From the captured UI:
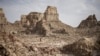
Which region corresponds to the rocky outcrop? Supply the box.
[34,6,59,36]
[21,15,27,25]
[26,12,43,27]
[0,6,58,35]
[0,8,7,24]
[44,6,59,21]
[20,6,72,36]
[78,14,97,28]
[22,6,59,26]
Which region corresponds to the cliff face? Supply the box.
[44,6,59,21]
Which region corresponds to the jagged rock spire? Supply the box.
[87,14,97,21]
[78,14,97,28]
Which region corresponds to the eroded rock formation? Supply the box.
[44,6,59,21]
[19,6,71,36]
[26,12,43,27]
[78,14,97,28]
[77,14,100,37]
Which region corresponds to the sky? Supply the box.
[0,0,100,27]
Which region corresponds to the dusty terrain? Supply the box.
[0,6,100,56]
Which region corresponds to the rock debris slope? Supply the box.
[0,6,100,56]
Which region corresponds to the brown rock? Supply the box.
[97,21,100,26]
[77,14,100,37]
[44,6,59,21]
[78,14,97,28]
[27,12,43,27]
[21,15,27,25]
[35,19,51,36]
[0,8,7,24]
[0,8,5,17]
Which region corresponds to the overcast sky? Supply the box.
[0,0,100,27]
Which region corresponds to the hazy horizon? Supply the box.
[0,0,100,27]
